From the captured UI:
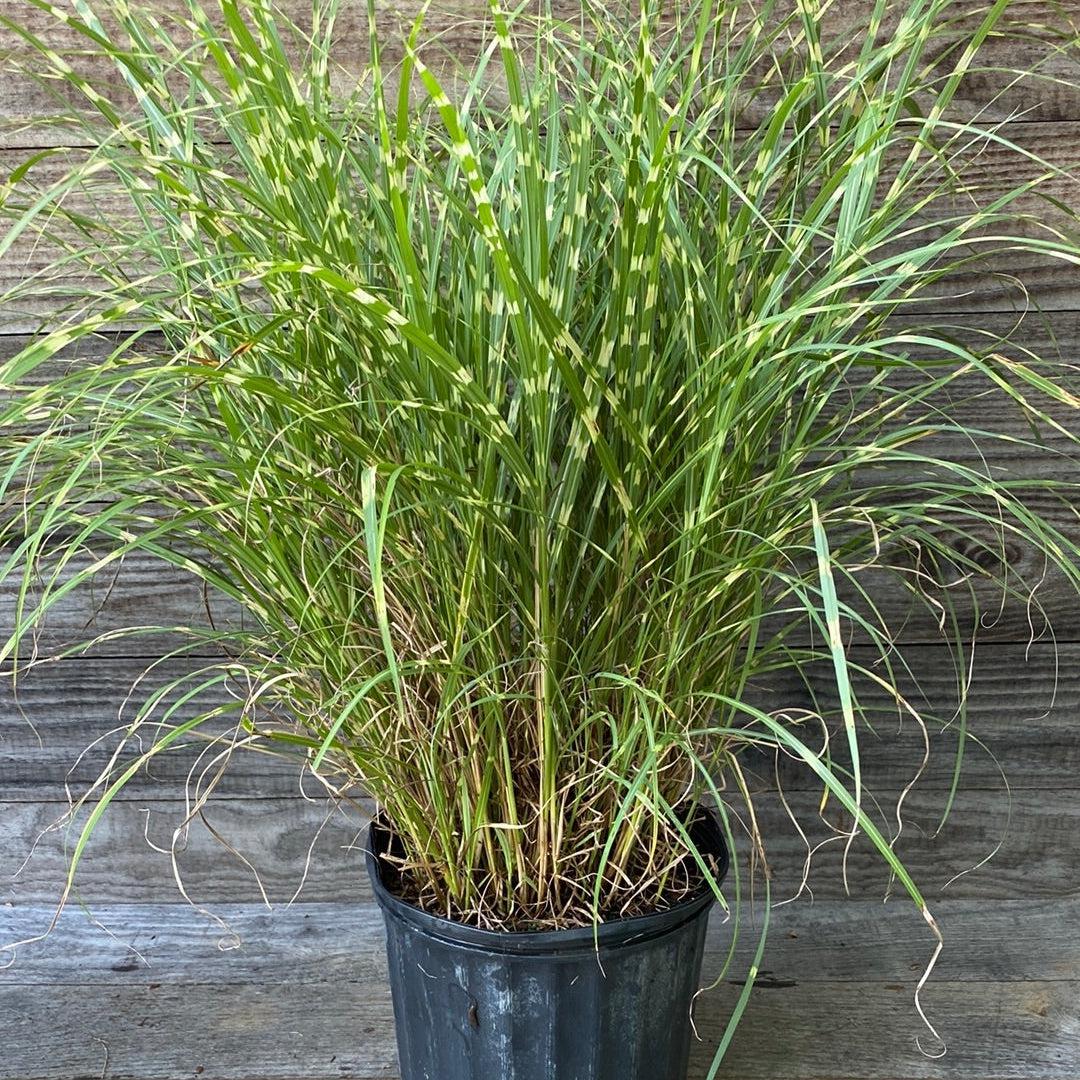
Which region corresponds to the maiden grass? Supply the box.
[2,0,1080,1056]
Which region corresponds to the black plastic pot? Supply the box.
[365,809,728,1080]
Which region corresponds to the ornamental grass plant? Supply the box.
[2,0,1080,1059]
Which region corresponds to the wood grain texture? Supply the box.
[0,795,374,907]
[0,783,1069,907]
[3,642,1080,800]
[4,897,1077,986]
[4,503,1077,659]
[2,0,1079,149]
[5,123,1080,334]
[1,898,1077,1080]
[0,543,243,657]
[0,977,1077,1080]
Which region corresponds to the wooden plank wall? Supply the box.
[1,3,1079,1078]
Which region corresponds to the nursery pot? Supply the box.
[365,809,728,1080]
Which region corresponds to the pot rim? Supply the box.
[364,805,728,956]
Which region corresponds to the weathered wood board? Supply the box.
[0,784,1072,908]
[5,897,1077,986]
[5,124,1080,335]
[1,929,1078,1080]
[3,0,1080,149]
[3,642,1080,801]
[0,897,1077,1080]
[5,511,1078,659]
